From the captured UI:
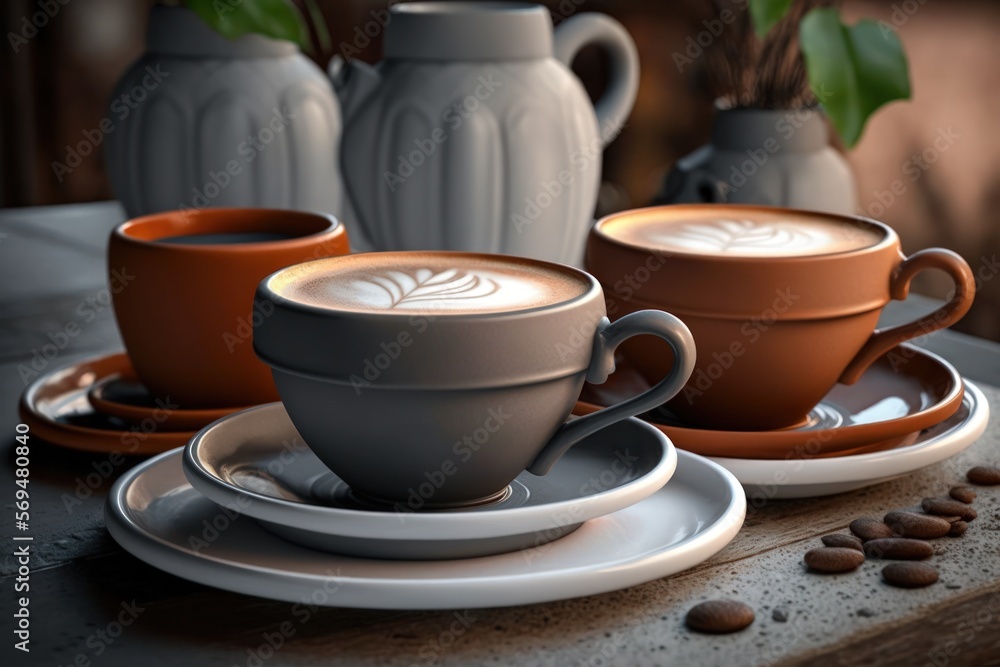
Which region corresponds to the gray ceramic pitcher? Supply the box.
[330,2,639,264]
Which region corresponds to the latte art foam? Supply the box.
[270,254,589,314]
[605,215,883,257]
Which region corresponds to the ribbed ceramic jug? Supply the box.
[105,7,343,218]
[331,2,638,264]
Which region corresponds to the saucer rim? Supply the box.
[574,344,963,457]
[713,380,988,486]
[183,405,679,541]
[87,369,252,426]
[18,351,196,454]
[106,448,746,609]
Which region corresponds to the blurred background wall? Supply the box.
[1,0,998,340]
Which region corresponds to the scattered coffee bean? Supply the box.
[685,600,755,634]
[921,498,977,521]
[966,466,1000,485]
[804,547,866,573]
[949,486,977,503]
[857,608,876,618]
[850,517,895,541]
[863,538,933,560]
[882,562,939,588]
[948,520,968,537]
[821,534,864,551]
[772,607,788,623]
[883,511,951,539]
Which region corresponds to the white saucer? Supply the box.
[183,405,678,559]
[714,381,989,499]
[105,448,745,610]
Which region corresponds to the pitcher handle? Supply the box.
[554,13,639,146]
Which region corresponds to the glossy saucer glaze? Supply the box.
[18,352,194,454]
[575,345,963,458]
[107,447,744,609]
[184,403,677,559]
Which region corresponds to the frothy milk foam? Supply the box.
[270,254,589,314]
[603,211,884,257]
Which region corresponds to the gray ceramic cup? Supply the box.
[253,251,695,506]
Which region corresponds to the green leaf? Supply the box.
[184,0,311,50]
[799,7,911,147]
[749,0,793,40]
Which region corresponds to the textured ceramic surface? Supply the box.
[331,2,638,263]
[716,381,988,498]
[17,353,195,454]
[655,108,858,215]
[575,345,963,458]
[105,7,343,218]
[87,374,248,432]
[106,447,744,609]
[110,208,349,407]
[587,204,975,430]
[255,251,695,505]
[184,405,677,559]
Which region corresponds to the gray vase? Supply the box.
[330,2,639,264]
[105,7,343,219]
[655,108,857,215]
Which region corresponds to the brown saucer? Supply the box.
[88,370,250,432]
[18,353,196,454]
[574,344,963,459]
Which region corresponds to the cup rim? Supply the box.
[592,204,898,263]
[257,250,603,321]
[112,208,344,255]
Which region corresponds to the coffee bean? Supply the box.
[685,600,755,633]
[883,511,952,539]
[804,547,866,573]
[949,486,977,503]
[863,538,933,560]
[850,517,895,541]
[966,466,1000,485]
[772,607,788,623]
[922,498,977,521]
[882,562,939,588]
[821,534,864,551]
[948,520,968,537]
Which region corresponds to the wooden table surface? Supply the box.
[2,202,999,667]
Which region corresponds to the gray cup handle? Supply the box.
[554,13,639,146]
[527,311,696,475]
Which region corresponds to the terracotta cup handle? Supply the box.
[839,248,975,384]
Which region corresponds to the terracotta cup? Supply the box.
[585,204,975,431]
[253,251,695,505]
[109,208,349,407]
